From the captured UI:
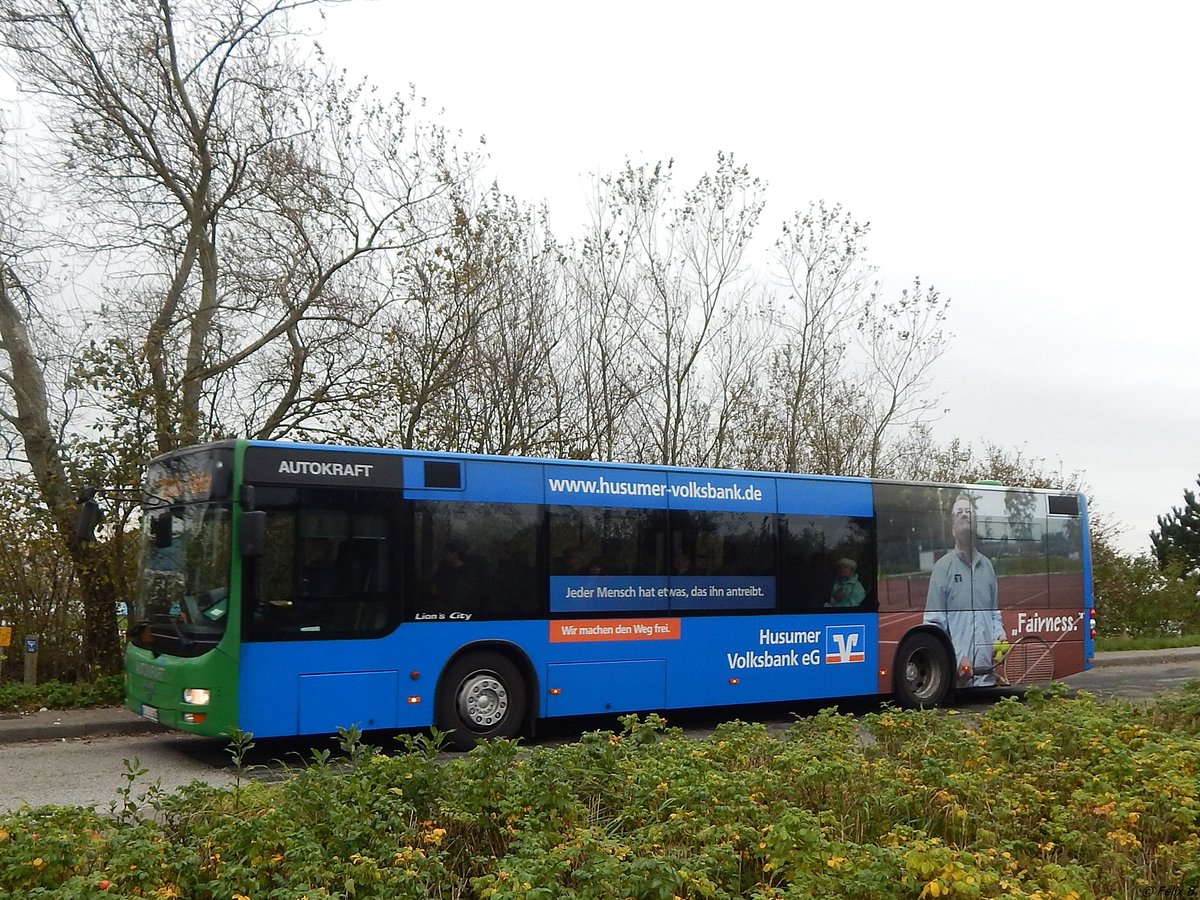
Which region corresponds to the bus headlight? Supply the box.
[183,688,211,706]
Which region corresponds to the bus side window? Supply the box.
[409,501,542,621]
[299,536,341,596]
[669,510,775,583]
[549,506,666,579]
[246,493,399,640]
[779,515,875,613]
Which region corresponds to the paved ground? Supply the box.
[2,647,1195,745]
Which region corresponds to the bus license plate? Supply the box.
[141,704,159,723]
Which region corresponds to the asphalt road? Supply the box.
[0,730,234,814]
[1056,655,1200,700]
[1,656,1196,814]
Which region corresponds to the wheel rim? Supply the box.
[456,670,509,730]
[905,647,942,701]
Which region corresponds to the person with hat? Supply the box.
[826,557,866,607]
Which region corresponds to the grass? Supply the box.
[1096,634,1200,652]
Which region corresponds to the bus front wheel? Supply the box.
[893,632,952,708]
[436,651,527,751]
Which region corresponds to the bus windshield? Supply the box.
[128,501,232,657]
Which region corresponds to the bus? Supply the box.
[122,439,1094,749]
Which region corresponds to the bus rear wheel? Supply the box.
[437,651,527,751]
[894,632,952,708]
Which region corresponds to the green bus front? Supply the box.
[125,442,240,736]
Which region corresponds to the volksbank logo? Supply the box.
[824,625,866,664]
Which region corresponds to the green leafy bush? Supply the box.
[2,690,1199,897]
[0,675,124,714]
[1093,551,1200,638]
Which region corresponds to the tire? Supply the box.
[893,632,952,709]
[436,651,528,751]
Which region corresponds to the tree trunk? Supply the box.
[1,265,122,676]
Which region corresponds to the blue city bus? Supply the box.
[123,439,1095,749]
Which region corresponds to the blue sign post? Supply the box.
[24,634,38,686]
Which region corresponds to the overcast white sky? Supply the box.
[311,0,1197,554]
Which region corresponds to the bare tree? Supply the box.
[762,203,948,478]
[346,186,511,452]
[766,201,873,472]
[565,171,654,460]
[0,121,128,675]
[0,0,471,673]
[367,187,569,457]
[1,0,465,452]
[602,155,765,466]
[456,197,567,456]
[691,295,772,469]
[1,2,967,679]
[0,248,63,512]
[858,277,948,477]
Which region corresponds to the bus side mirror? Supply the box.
[240,511,266,558]
[75,489,102,543]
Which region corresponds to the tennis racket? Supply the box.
[974,635,1055,685]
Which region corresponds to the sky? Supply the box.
[317,1,1196,554]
